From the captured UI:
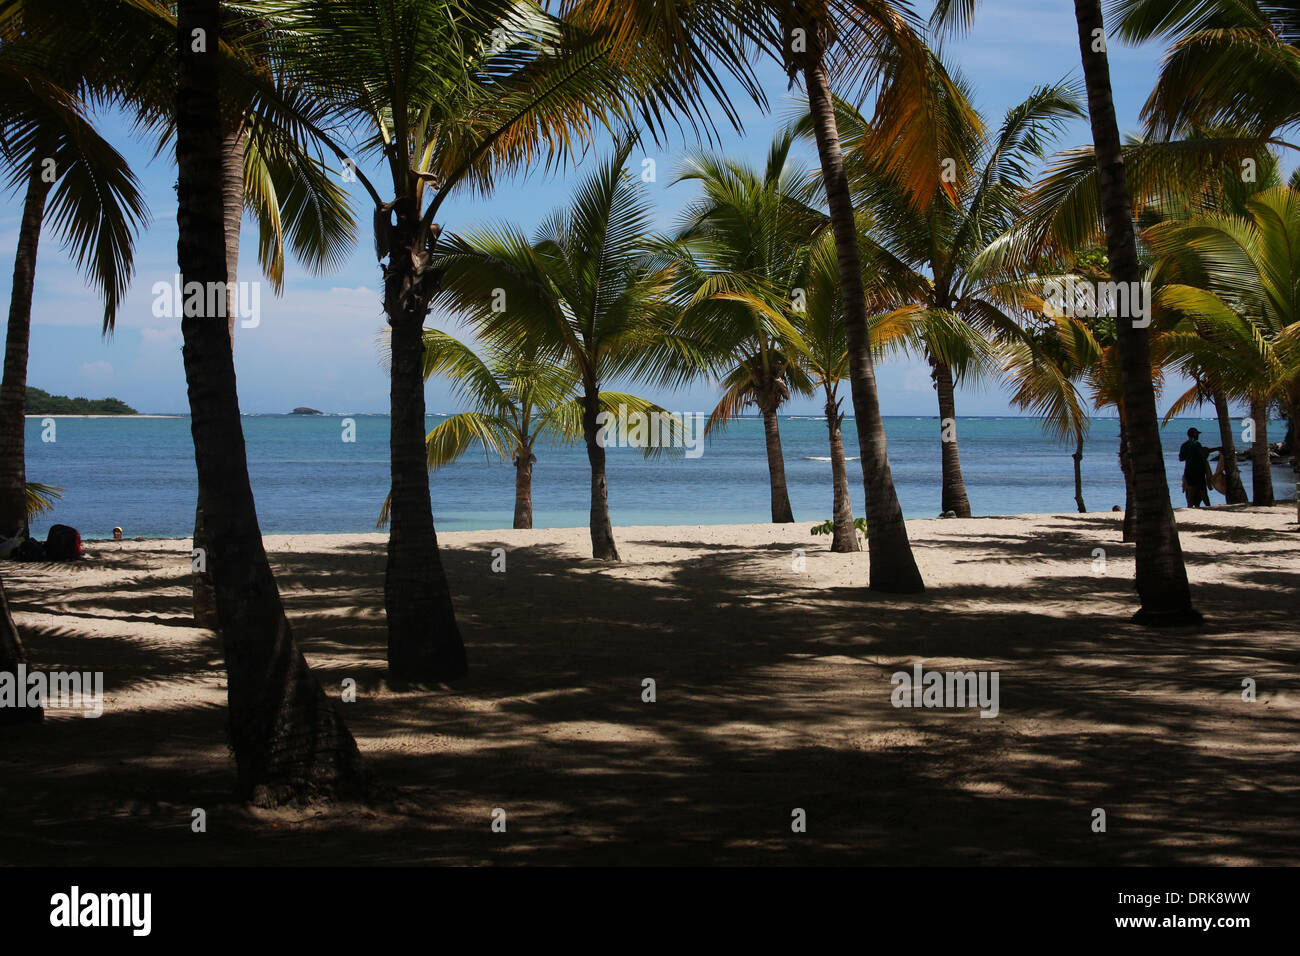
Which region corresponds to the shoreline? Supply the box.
[70,501,1295,545]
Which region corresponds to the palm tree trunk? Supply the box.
[1118,403,1136,541]
[582,387,619,560]
[384,311,467,681]
[0,169,53,541]
[825,392,859,553]
[177,0,364,804]
[1249,397,1274,505]
[1212,389,1248,504]
[193,121,246,630]
[1287,396,1300,523]
[0,572,42,725]
[931,355,971,517]
[801,35,923,593]
[760,400,795,523]
[1074,0,1196,624]
[1073,433,1086,513]
[513,451,535,530]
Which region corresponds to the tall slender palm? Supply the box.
[792,229,864,551]
[829,79,1085,517]
[778,5,951,592]
[175,0,363,804]
[566,0,951,589]
[278,0,639,677]
[1070,0,1197,620]
[929,4,1196,615]
[0,32,145,539]
[935,0,1197,621]
[381,328,679,530]
[432,143,680,560]
[664,133,824,523]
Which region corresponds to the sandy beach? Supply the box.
[1,506,1297,865]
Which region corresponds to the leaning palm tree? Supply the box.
[432,142,681,560]
[276,0,643,677]
[174,0,364,804]
[828,78,1085,517]
[663,132,823,523]
[380,329,680,530]
[0,30,145,541]
[937,0,1199,623]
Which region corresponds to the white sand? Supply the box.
[1,505,1297,865]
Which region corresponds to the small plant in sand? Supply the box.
[811,517,867,542]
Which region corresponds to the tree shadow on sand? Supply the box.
[1,516,1297,865]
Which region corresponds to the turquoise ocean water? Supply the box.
[23,414,1293,540]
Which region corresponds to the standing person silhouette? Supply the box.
[1178,428,1219,508]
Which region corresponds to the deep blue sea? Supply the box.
[23,414,1294,540]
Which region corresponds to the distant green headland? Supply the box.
[27,387,138,415]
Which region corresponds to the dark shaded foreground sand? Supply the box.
[1,505,1297,866]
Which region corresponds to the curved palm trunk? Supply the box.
[931,356,972,517]
[581,387,619,560]
[0,572,42,725]
[1075,0,1196,623]
[825,392,860,553]
[513,451,535,530]
[0,170,52,540]
[1249,397,1274,505]
[760,398,795,523]
[1212,389,1248,504]
[193,122,246,630]
[178,0,364,804]
[801,37,923,592]
[1073,433,1086,513]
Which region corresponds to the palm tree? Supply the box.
[188,7,359,629]
[1146,184,1300,518]
[0,571,41,724]
[792,229,863,550]
[831,79,1085,517]
[432,142,680,560]
[1002,310,1104,513]
[278,0,641,677]
[664,133,824,524]
[0,28,145,540]
[381,329,680,530]
[175,0,364,804]
[934,0,1198,621]
[564,0,948,590]
[1112,0,1300,144]
[777,4,954,592]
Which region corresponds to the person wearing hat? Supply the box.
[1178,427,1220,508]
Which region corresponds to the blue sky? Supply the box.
[4,1,1172,416]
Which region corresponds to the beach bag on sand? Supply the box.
[1211,455,1228,495]
[45,524,82,560]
